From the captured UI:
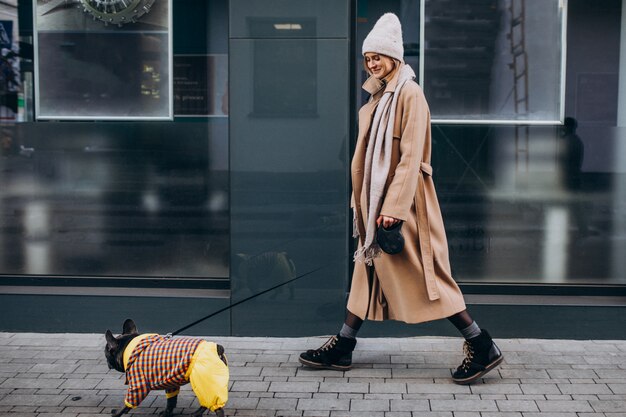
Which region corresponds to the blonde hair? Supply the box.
[362,54,402,77]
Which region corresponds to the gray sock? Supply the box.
[460,321,481,340]
[339,323,358,339]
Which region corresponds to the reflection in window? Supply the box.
[422,0,565,123]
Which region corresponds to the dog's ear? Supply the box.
[105,329,118,350]
[122,319,137,335]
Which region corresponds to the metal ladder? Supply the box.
[508,0,530,180]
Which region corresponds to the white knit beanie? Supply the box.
[362,13,404,61]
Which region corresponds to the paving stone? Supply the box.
[344,369,391,378]
[28,364,79,374]
[363,394,403,400]
[262,368,297,377]
[392,368,452,378]
[312,393,338,400]
[254,354,291,363]
[478,395,507,400]
[388,399,429,411]
[597,414,626,417]
[337,393,363,400]
[289,377,325,383]
[535,400,593,412]
[272,411,303,417]
[369,383,407,394]
[349,399,390,412]
[94,378,125,390]
[58,378,102,390]
[235,410,275,416]
[402,393,454,400]
[59,393,104,407]
[595,369,626,379]
[430,399,498,412]
[607,383,626,394]
[35,406,66,413]
[269,382,320,393]
[0,364,24,373]
[231,367,263,377]
[276,393,314,399]
[556,384,611,394]
[588,400,626,412]
[264,377,290,383]
[11,388,39,395]
[0,378,63,389]
[9,405,38,412]
[545,370,598,379]
[481,413,523,417]
[0,394,67,406]
[500,370,550,379]
[521,414,577,417]
[303,412,330,417]
[318,383,368,393]
[36,388,64,395]
[257,398,298,410]
[519,384,560,395]
[544,395,572,400]
[519,379,570,384]
[470,383,523,394]
[407,383,470,394]
[297,398,349,411]
[231,381,271,392]
[36,414,79,417]
[62,406,105,413]
[495,400,540,412]
[248,391,274,398]
[572,395,600,401]
[297,369,346,378]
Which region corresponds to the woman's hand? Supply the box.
[377,215,400,229]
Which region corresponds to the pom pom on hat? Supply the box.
[362,13,404,61]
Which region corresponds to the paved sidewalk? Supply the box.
[0,333,625,417]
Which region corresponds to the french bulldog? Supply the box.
[104,319,228,417]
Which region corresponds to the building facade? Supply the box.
[0,0,625,338]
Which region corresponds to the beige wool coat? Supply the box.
[347,70,466,324]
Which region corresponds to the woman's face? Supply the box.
[364,53,395,79]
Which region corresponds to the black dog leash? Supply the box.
[166,264,329,337]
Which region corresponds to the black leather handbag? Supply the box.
[376,221,404,255]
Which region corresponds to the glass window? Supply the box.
[33,0,173,120]
[422,0,566,123]
[0,0,229,285]
[356,0,626,285]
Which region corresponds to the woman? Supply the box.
[299,13,503,385]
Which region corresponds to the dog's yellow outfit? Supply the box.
[122,334,229,412]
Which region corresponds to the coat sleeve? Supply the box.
[380,83,429,221]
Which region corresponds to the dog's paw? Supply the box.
[110,406,130,417]
[159,409,174,417]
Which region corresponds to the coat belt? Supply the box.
[416,162,440,301]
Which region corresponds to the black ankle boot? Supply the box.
[299,334,357,370]
[452,329,503,385]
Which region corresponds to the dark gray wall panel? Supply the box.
[229,36,350,336]
[229,0,349,39]
[0,294,230,336]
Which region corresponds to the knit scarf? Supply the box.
[354,64,416,265]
